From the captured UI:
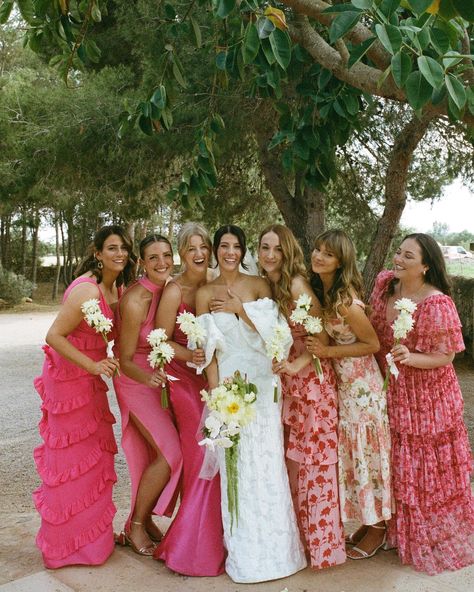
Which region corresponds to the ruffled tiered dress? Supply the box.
[370,270,474,574]
[325,301,392,525]
[113,276,182,530]
[280,320,346,569]
[154,295,225,576]
[33,277,117,569]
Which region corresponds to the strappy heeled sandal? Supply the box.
[345,524,369,545]
[347,524,387,560]
[115,520,157,556]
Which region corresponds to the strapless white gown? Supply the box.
[199,298,307,583]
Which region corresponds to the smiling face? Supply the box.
[393,237,428,282]
[141,241,173,285]
[311,241,340,278]
[96,234,129,273]
[182,234,210,273]
[258,231,283,277]
[216,233,243,271]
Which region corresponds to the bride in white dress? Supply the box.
[196,225,307,584]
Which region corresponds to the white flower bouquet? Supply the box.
[199,370,258,530]
[147,328,175,408]
[176,311,207,374]
[265,323,293,402]
[81,298,118,374]
[383,298,417,392]
[289,293,325,383]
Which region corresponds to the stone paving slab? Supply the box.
[0,573,75,592]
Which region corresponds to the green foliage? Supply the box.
[0,265,34,304]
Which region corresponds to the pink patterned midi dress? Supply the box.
[370,270,474,574]
[33,277,117,568]
[281,321,346,569]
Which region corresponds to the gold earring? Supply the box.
[97,260,103,270]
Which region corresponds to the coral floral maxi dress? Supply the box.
[280,318,346,569]
[370,270,474,575]
[33,277,118,568]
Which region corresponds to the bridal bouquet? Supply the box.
[265,323,292,402]
[81,298,119,374]
[176,311,207,374]
[383,298,417,392]
[289,293,325,383]
[147,328,175,408]
[199,370,257,530]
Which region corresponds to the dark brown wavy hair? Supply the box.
[388,233,451,296]
[75,225,137,287]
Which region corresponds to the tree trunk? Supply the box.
[31,211,40,286]
[1,214,11,268]
[52,216,62,300]
[363,112,435,295]
[20,209,27,276]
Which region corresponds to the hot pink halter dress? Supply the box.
[113,276,182,528]
[154,292,225,576]
[33,276,117,568]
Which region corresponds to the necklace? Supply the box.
[398,280,425,301]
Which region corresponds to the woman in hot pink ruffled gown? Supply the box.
[33,225,135,568]
[113,235,182,555]
[153,222,225,576]
[258,224,346,570]
[370,233,474,574]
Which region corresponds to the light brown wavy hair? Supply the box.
[258,224,308,318]
[310,229,364,317]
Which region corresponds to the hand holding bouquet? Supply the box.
[199,370,257,530]
[383,298,417,392]
[290,293,325,383]
[81,298,119,376]
[147,328,175,408]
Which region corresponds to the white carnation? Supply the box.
[394,298,417,315]
[147,328,168,347]
[290,307,308,325]
[295,293,312,311]
[304,316,323,335]
[393,311,415,339]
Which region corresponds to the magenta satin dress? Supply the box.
[113,276,182,528]
[154,298,225,576]
[33,277,117,568]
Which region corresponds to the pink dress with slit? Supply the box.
[113,276,182,528]
[154,293,225,576]
[281,320,346,569]
[33,276,117,568]
[370,270,474,575]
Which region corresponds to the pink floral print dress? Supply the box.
[325,299,392,525]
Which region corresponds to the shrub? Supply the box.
[0,266,34,304]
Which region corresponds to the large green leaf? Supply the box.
[379,0,401,20]
[269,28,291,70]
[242,22,259,64]
[351,0,373,9]
[348,37,376,68]
[329,12,362,44]
[261,39,276,66]
[322,4,363,13]
[391,51,412,87]
[445,73,466,110]
[190,16,202,48]
[429,27,450,56]
[215,0,235,19]
[405,70,432,110]
[257,17,275,39]
[17,0,35,24]
[407,0,433,15]
[0,0,14,24]
[417,55,444,89]
[375,24,402,55]
[151,85,167,109]
[442,51,463,70]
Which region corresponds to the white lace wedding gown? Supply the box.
[200,298,307,583]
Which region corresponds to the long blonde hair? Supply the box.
[258,224,308,318]
[310,229,364,316]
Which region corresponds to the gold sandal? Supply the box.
[115,520,156,556]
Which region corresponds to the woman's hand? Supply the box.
[306,335,330,358]
[89,357,120,378]
[272,359,298,376]
[191,347,205,366]
[146,368,167,388]
[391,343,412,365]
[209,289,243,315]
